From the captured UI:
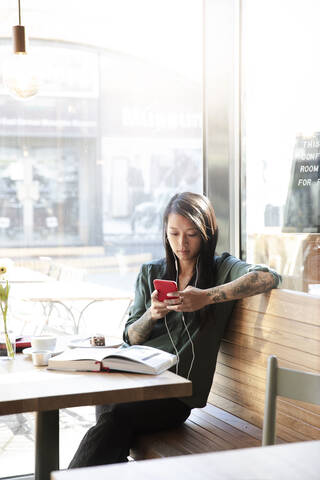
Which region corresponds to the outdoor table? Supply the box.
[0,266,53,283]
[10,282,133,334]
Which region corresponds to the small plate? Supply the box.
[22,347,63,357]
[68,337,122,349]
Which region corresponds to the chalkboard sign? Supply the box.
[283,132,320,232]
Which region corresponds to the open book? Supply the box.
[47,345,177,375]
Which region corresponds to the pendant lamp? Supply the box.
[3,0,39,100]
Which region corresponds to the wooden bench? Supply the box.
[131,289,320,460]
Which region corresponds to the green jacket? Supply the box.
[123,252,281,408]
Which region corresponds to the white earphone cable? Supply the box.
[181,313,195,379]
[181,256,198,379]
[162,254,198,379]
[164,315,179,375]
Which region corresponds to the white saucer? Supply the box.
[22,347,63,357]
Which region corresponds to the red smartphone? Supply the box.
[153,279,179,302]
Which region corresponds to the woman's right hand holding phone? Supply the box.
[150,289,170,320]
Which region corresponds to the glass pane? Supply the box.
[0,0,202,476]
[241,0,320,293]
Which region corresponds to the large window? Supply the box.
[241,0,320,293]
[0,3,202,271]
[0,1,202,476]
[0,0,202,301]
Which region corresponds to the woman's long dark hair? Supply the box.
[163,192,219,290]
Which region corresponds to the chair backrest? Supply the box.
[48,262,63,280]
[262,355,320,446]
[57,265,86,282]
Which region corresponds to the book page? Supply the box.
[53,347,118,362]
[111,346,165,362]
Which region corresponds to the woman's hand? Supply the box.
[164,286,210,313]
[150,289,172,320]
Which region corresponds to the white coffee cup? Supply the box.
[31,335,57,352]
[32,350,52,366]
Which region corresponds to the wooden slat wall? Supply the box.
[210,289,320,443]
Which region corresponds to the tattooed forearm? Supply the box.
[206,271,277,304]
[127,308,157,345]
[206,287,227,302]
[231,271,277,297]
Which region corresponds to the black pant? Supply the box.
[68,398,191,468]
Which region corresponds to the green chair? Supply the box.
[262,355,320,446]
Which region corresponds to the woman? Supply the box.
[69,192,281,468]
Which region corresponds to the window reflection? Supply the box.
[242,0,320,294]
[0,41,202,256]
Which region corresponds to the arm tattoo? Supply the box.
[232,271,275,297]
[206,288,227,302]
[127,308,156,345]
[207,271,276,304]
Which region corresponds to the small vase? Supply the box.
[0,330,16,360]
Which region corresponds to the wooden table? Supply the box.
[11,282,133,334]
[0,354,191,480]
[51,440,320,480]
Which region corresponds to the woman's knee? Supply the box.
[96,404,114,422]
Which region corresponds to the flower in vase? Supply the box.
[0,266,14,358]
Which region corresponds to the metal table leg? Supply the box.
[35,410,59,480]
